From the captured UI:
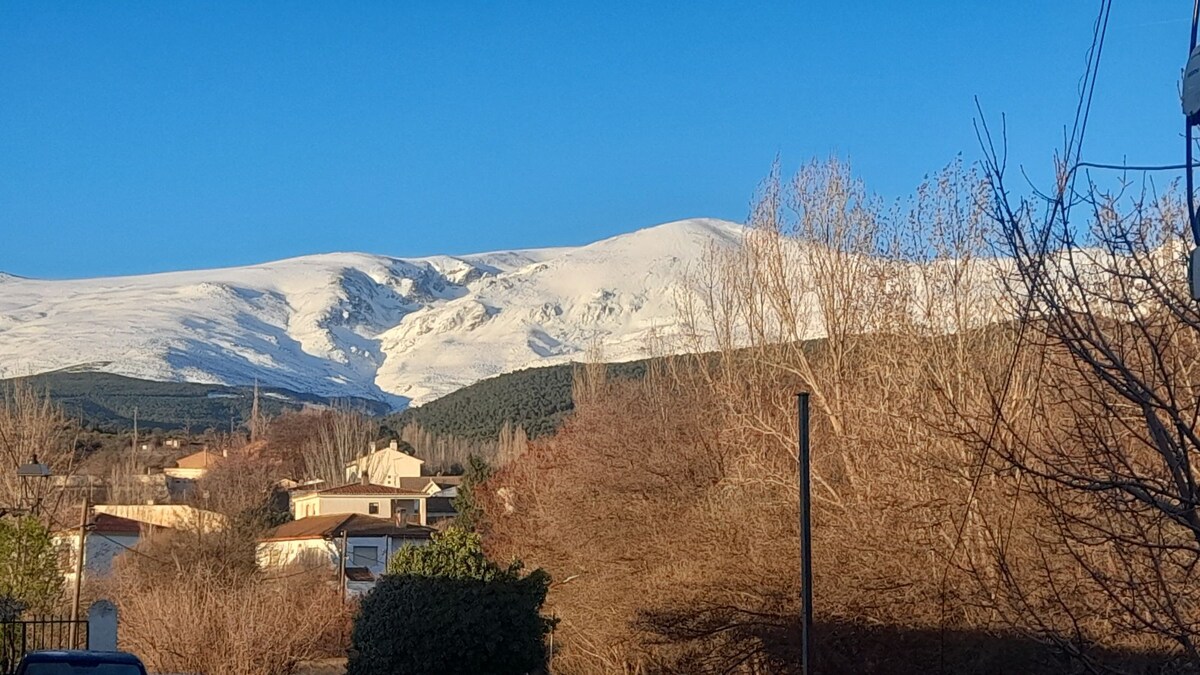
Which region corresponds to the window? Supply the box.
[368,502,379,515]
[352,545,379,568]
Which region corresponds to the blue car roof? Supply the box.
[21,650,144,665]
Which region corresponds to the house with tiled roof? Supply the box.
[290,476,431,525]
[256,513,433,594]
[163,448,226,480]
[53,511,180,587]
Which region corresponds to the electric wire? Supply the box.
[935,1,1114,670]
[1073,160,1200,172]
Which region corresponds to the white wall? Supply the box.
[257,535,428,578]
[290,494,427,525]
[256,538,338,570]
[163,467,208,480]
[93,504,228,533]
[56,532,141,588]
[345,449,424,485]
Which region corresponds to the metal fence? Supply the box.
[0,617,88,675]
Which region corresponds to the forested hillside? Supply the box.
[385,360,650,442]
[1,369,389,432]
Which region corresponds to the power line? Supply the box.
[1073,160,1200,172]
[940,0,1114,669]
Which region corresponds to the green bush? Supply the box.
[452,456,493,532]
[348,528,553,675]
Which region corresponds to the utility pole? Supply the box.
[798,393,813,675]
[339,530,349,603]
[250,379,261,442]
[69,495,89,648]
[1184,0,1200,296]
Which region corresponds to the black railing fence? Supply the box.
[0,617,88,675]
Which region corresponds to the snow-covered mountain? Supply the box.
[0,219,744,408]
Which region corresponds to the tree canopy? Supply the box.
[0,517,63,616]
[348,528,553,675]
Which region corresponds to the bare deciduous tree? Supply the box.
[975,113,1200,662]
[0,381,78,517]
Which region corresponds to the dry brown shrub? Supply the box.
[265,409,376,487]
[95,443,349,675]
[192,448,285,520]
[481,158,1188,673]
[110,565,348,675]
[103,515,349,675]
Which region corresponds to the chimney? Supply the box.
[389,440,399,452]
[361,470,369,487]
[368,441,377,454]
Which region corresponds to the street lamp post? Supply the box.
[16,455,50,517]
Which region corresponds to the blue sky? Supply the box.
[0,2,1188,278]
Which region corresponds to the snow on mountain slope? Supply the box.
[0,219,744,408]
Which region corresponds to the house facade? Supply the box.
[257,513,433,594]
[54,513,147,587]
[290,482,430,525]
[344,440,424,486]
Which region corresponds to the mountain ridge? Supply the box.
[0,218,744,408]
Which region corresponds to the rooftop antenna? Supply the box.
[1183,0,1200,297]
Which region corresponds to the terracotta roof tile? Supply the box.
[54,511,143,536]
[90,513,143,535]
[390,477,436,492]
[260,513,434,542]
[316,483,427,496]
[174,450,224,470]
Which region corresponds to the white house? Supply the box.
[54,513,146,587]
[256,513,433,594]
[345,440,424,486]
[290,480,430,525]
